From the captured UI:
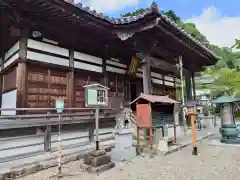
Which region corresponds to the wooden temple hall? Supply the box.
[0,0,218,117]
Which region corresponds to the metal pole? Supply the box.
[95,107,100,150]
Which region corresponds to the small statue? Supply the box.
[114,108,133,134]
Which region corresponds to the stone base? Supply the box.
[81,162,115,173]
[158,139,169,152]
[208,139,240,147]
[83,150,114,173]
[111,146,136,162]
[221,138,240,144]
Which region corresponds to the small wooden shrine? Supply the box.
[130,93,179,147]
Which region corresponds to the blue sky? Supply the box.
[77,0,240,47]
[103,0,240,19]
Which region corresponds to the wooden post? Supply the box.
[16,27,28,112]
[142,55,151,95]
[0,54,4,109]
[44,125,52,152]
[173,104,177,144]
[67,48,75,109]
[189,106,198,155]
[102,45,108,87]
[163,75,166,95]
[102,58,108,87]
[136,126,140,155]
[149,102,153,150]
[191,72,196,100]
[185,73,192,101]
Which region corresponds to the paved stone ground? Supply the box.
[17,134,240,180]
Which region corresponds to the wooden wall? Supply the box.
[108,72,125,109]
[75,71,102,108]
[27,65,67,108]
[152,84,164,96]
[74,71,128,109]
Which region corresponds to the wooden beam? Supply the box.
[16,26,28,112]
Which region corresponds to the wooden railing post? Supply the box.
[136,126,140,155]
[44,112,51,152]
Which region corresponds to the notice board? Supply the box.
[136,104,152,128]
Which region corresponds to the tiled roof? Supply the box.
[74,2,218,59]
[130,93,179,104]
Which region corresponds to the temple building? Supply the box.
[0,0,218,120]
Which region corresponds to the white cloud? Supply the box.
[75,0,139,13]
[186,6,240,48]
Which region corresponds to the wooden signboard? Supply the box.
[136,104,152,128]
[128,56,140,76]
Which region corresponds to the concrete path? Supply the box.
[0,138,114,179]
[0,127,217,179]
[164,127,218,155]
[15,130,240,180]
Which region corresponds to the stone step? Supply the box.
[88,150,106,157]
[90,162,115,173]
[91,155,111,167]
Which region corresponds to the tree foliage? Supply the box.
[232,39,240,49]
[121,8,148,17]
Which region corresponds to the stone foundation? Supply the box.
[83,150,114,173]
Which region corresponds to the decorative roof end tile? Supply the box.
[151,1,160,13]
[75,3,82,9]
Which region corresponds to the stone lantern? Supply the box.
[212,95,240,144]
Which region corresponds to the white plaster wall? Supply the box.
[1,89,17,115]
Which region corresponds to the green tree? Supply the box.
[161,10,181,23]
[232,39,240,49]
[183,23,209,44]
[121,8,148,17]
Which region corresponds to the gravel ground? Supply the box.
[17,138,240,180]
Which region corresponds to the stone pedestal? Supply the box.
[83,150,114,173]
[111,129,136,162]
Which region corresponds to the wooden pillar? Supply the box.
[0,54,4,108]
[44,125,51,152]
[142,55,152,95]
[102,58,108,86]
[191,72,196,100]
[173,77,176,99]
[163,75,166,95]
[185,73,192,101]
[102,46,108,86]
[16,27,28,111]
[67,48,75,108]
